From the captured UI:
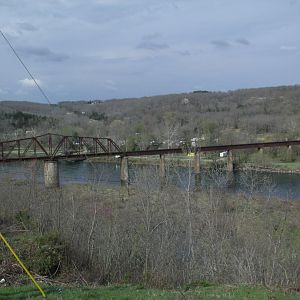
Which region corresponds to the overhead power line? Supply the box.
[0,29,52,105]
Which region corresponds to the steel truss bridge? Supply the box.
[0,133,300,163]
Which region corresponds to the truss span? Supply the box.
[0,133,121,162]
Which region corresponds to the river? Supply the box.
[0,160,300,200]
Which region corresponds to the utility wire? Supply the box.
[0,29,52,105]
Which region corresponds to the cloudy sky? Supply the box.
[0,0,299,103]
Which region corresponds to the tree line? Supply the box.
[0,85,299,155]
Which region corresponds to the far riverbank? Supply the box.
[88,156,300,174]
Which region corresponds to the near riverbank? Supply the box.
[1,182,299,297]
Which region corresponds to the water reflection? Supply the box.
[0,160,299,200]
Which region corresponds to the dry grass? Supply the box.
[0,174,299,290]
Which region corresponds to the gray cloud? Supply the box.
[0,87,7,94]
[18,46,69,62]
[104,79,118,91]
[280,45,296,51]
[0,0,13,7]
[236,38,250,45]
[211,40,230,48]
[177,50,191,56]
[18,22,38,32]
[137,32,169,51]
[142,32,161,40]
[0,0,299,102]
[137,41,169,50]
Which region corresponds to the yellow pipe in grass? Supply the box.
[0,232,46,298]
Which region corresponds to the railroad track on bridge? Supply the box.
[0,133,300,162]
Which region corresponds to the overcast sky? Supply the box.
[0,0,299,103]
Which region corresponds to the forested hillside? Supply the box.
[1,85,300,151]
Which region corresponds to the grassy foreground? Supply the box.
[0,284,299,300]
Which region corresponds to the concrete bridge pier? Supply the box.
[194,150,201,190]
[287,145,294,161]
[44,160,60,188]
[226,151,235,187]
[120,156,129,188]
[159,154,166,188]
[227,150,234,172]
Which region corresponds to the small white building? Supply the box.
[25,130,35,136]
[219,151,228,158]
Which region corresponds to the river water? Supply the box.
[0,160,300,201]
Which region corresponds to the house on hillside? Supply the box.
[191,136,205,147]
